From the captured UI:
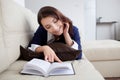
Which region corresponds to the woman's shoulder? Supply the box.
[37,26,46,31]
[73,25,79,31]
[35,26,47,33]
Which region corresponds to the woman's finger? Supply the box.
[45,56,48,61]
[54,56,62,63]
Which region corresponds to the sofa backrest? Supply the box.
[0,0,38,73]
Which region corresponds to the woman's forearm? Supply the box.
[64,33,73,46]
[35,46,47,53]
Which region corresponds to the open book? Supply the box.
[21,58,75,77]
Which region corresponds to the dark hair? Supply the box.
[37,6,73,37]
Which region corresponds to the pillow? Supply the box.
[19,42,81,61]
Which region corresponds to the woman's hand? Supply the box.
[63,22,69,35]
[63,23,73,46]
[42,46,62,63]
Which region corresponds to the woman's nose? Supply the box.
[52,24,58,31]
[51,25,59,33]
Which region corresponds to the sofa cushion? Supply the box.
[83,40,120,61]
[19,43,81,61]
[0,59,104,80]
[0,0,12,73]
[0,0,38,73]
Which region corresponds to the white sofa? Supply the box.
[0,0,105,80]
[83,40,120,77]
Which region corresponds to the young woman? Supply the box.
[28,6,82,62]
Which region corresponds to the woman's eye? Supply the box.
[46,25,51,29]
[53,19,58,23]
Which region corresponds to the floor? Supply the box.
[105,77,120,80]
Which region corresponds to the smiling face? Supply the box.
[41,16,64,36]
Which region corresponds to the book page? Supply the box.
[48,62,74,75]
[22,58,51,75]
[21,68,43,76]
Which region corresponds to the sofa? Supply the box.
[0,0,105,80]
[83,40,120,77]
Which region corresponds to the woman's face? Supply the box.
[41,16,64,36]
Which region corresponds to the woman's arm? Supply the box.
[28,26,47,52]
[63,24,81,50]
[72,26,82,50]
[72,26,82,59]
[63,23,73,46]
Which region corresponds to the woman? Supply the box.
[28,6,82,62]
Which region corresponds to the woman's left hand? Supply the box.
[63,22,69,35]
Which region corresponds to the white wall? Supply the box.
[97,23,115,40]
[25,0,96,41]
[84,0,96,41]
[14,0,25,7]
[96,0,120,40]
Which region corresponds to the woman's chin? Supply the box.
[54,32,62,36]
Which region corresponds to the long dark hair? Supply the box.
[37,6,74,37]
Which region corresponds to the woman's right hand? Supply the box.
[42,46,62,63]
